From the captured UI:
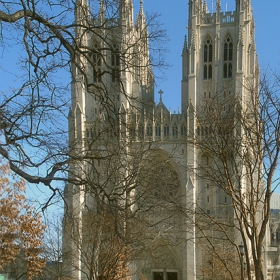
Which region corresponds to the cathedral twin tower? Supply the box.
[65,1,258,279]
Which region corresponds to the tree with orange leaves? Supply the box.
[0,161,46,279]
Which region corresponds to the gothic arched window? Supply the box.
[164,124,169,136]
[223,34,233,78]
[146,124,152,137]
[173,125,178,138]
[92,43,102,83]
[111,44,120,82]
[138,124,144,140]
[181,125,186,136]
[203,36,213,80]
[139,157,180,206]
[155,125,161,137]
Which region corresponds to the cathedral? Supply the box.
[63,0,273,279]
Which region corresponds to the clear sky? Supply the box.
[133,0,280,111]
[1,0,280,203]
[1,1,279,111]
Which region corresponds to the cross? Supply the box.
[158,89,163,103]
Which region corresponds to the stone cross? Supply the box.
[158,89,163,103]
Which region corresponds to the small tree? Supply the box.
[40,214,65,280]
[189,71,280,280]
[0,161,46,279]
[64,206,130,280]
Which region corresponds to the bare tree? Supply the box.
[63,128,186,279]
[0,0,167,204]
[37,213,66,280]
[187,70,280,280]
[199,240,240,280]
[0,2,176,280]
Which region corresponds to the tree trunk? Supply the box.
[254,258,264,280]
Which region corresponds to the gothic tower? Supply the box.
[182,0,256,114]
[181,0,259,279]
[64,1,156,279]
[182,0,258,212]
[64,0,258,279]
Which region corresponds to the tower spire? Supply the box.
[98,0,105,23]
[119,0,134,29]
[236,0,250,12]
[75,0,90,26]
[140,0,144,14]
[203,0,209,14]
[136,0,146,31]
[75,0,90,44]
[183,34,188,52]
[100,0,104,14]
[216,0,221,12]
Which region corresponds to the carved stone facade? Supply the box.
[64,1,261,279]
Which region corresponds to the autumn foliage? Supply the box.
[0,161,46,279]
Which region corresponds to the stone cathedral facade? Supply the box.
[64,0,262,279]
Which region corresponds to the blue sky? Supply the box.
[133,0,280,111]
[1,1,279,112]
[1,0,280,204]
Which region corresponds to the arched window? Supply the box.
[208,64,212,79]
[181,125,187,136]
[92,43,102,83]
[138,124,144,139]
[146,124,152,137]
[204,65,208,80]
[173,125,178,137]
[155,125,161,137]
[203,36,213,80]
[139,157,180,204]
[223,34,233,78]
[223,63,228,78]
[164,124,169,136]
[111,44,120,82]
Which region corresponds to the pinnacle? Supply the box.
[140,0,144,15]
[203,0,209,13]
